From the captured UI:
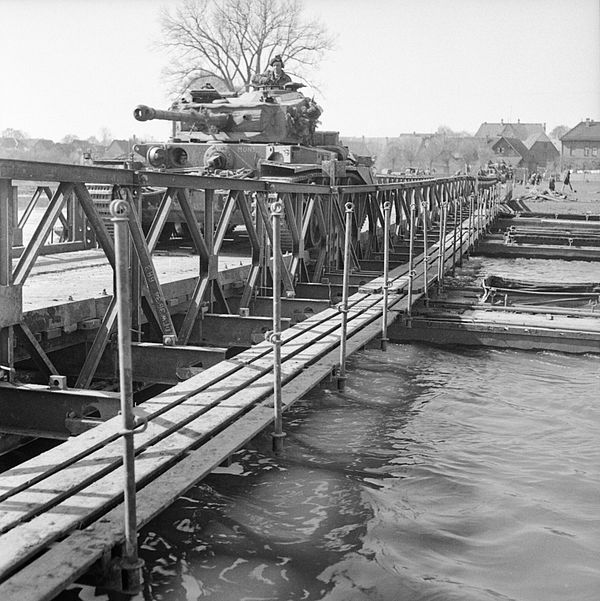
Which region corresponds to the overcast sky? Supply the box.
[1,0,599,142]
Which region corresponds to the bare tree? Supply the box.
[550,125,570,140]
[1,128,27,140]
[157,0,334,94]
[98,127,112,146]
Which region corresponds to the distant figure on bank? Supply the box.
[561,169,573,192]
[252,54,292,88]
[549,175,555,192]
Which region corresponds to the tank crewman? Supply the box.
[252,54,292,88]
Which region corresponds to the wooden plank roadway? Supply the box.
[0,214,486,600]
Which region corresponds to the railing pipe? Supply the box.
[468,193,475,252]
[381,200,391,351]
[337,201,354,391]
[110,198,143,595]
[270,200,285,452]
[458,193,464,265]
[407,194,416,317]
[422,192,429,305]
[437,200,446,293]
[452,193,458,275]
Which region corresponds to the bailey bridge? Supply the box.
[0,157,565,599]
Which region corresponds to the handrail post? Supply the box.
[437,199,446,294]
[458,193,464,265]
[468,193,475,253]
[110,199,144,596]
[270,200,285,453]
[422,191,429,305]
[381,200,391,351]
[407,194,416,317]
[452,192,458,275]
[337,201,354,391]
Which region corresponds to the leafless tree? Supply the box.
[157,0,334,94]
[98,127,113,146]
[1,128,27,140]
[549,125,570,140]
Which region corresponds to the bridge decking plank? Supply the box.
[0,298,366,495]
[0,293,413,601]
[0,297,370,518]
[0,295,385,578]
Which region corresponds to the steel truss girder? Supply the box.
[127,342,228,385]
[186,313,292,348]
[0,381,120,439]
[228,295,331,323]
[253,192,296,295]
[1,158,494,393]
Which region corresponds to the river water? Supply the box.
[63,257,600,601]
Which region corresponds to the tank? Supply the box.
[132,83,373,184]
[108,83,375,246]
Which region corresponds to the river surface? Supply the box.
[62,257,600,601]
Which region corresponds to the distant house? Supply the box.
[340,136,386,162]
[474,120,546,143]
[490,136,529,167]
[560,119,600,170]
[105,139,133,159]
[523,131,560,172]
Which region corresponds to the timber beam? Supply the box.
[389,316,600,355]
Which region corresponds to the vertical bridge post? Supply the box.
[381,200,391,351]
[337,201,354,391]
[110,199,144,595]
[407,193,416,318]
[270,200,285,453]
[421,190,430,305]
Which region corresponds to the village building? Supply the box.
[560,119,600,170]
[490,136,529,168]
[474,120,546,143]
[523,131,560,173]
[104,139,133,159]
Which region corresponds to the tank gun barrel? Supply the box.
[133,104,231,130]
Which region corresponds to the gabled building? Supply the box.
[105,139,133,159]
[560,119,600,170]
[474,120,546,143]
[490,136,529,167]
[523,131,560,172]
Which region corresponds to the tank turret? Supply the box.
[133,84,321,146]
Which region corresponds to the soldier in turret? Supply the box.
[252,54,292,88]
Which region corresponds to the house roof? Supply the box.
[474,122,505,138]
[561,120,600,142]
[474,121,545,141]
[501,122,545,140]
[492,136,529,157]
[523,131,552,149]
[105,139,132,158]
